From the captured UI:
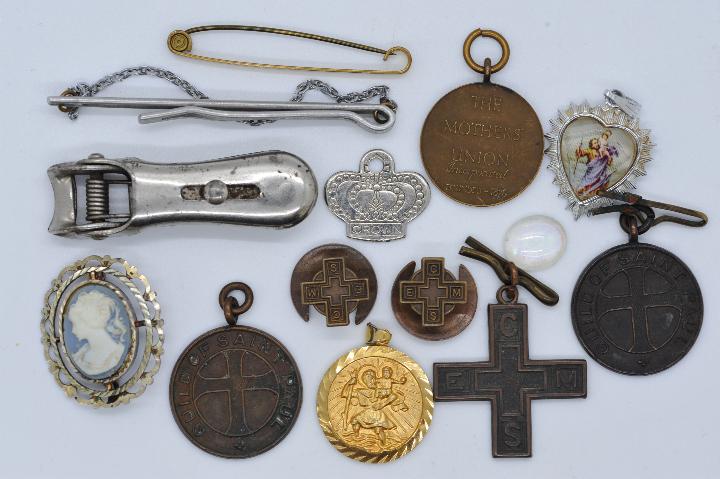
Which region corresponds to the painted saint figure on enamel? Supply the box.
[545,90,653,217]
[561,119,637,199]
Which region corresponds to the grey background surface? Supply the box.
[1,1,718,477]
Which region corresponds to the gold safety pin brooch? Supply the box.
[167,25,412,74]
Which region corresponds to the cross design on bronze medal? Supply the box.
[301,257,369,326]
[194,349,279,436]
[595,267,681,353]
[434,304,587,457]
[400,258,466,326]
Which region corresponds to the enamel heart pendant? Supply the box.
[545,90,653,217]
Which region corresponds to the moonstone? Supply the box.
[503,215,567,271]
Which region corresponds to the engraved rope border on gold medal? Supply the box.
[41,255,163,407]
[316,325,433,463]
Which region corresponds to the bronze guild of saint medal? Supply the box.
[170,283,302,458]
[41,255,163,407]
[434,238,587,457]
[391,257,478,340]
[317,324,433,463]
[421,28,543,207]
[290,244,377,326]
[572,192,706,375]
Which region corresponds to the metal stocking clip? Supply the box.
[47,67,397,132]
[47,96,396,132]
[48,151,318,239]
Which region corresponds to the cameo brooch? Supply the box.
[41,255,163,407]
[545,90,653,217]
[317,324,433,463]
[170,282,301,458]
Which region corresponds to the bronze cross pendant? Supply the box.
[434,303,587,457]
[400,257,466,326]
[301,257,370,326]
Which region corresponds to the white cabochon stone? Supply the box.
[503,215,567,272]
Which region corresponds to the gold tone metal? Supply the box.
[366,323,392,345]
[317,324,433,463]
[41,255,163,407]
[463,28,510,74]
[167,25,412,75]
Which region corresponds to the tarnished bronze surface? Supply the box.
[170,283,302,458]
[434,303,587,457]
[291,244,377,326]
[572,242,703,375]
[421,28,543,207]
[392,258,477,340]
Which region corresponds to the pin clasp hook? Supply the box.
[167,25,412,74]
[592,191,708,237]
[459,237,559,306]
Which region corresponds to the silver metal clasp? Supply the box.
[604,89,641,118]
[48,151,318,239]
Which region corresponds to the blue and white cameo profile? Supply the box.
[62,283,133,380]
[43,256,162,407]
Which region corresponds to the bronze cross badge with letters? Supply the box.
[301,257,369,326]
[434,303,587,457]
[392,257,477,340]
[291,244,377,327]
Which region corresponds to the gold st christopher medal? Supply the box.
[421,28,543,206]
[317,324,433,463]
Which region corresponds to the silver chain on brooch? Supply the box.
[63,66,394,125]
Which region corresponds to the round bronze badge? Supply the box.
[421,29,543,207]
[170,283,302,458]
[572,243,703,375]
[391,257,478,340]
[290,243,377,327]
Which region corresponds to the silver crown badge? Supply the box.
[325,149,431,241]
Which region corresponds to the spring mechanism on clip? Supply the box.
[86,173,110,222]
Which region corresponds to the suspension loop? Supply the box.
[463,28,510,75]
[219,282,254,326]
[497,285,519,305]
[483,58,492,83]
[617,204,655,240]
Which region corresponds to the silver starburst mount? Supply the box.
[545,90,653,218]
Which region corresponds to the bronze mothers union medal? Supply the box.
[41,255,163,407]
[317,324,433,463]
[421,28,543,206]
[170,282,301,458]
[572,192,706,375]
